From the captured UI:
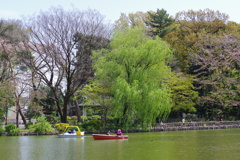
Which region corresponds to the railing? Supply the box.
[91,121,240,134]
[151,121,240,132]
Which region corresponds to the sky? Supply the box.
[0,0,240,23]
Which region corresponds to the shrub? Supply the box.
[81,120,103,132]
[10,128,21,136]
[68,116,78,125]
[55,123,69,132]
[228,116,235,121]
[28,116,54,134]
[71,116,78,120]
[5,124,20,136]
[92,115,101,120]
[45,114,60,124]
[80,116,88,121]
[26,105,43,119]
[0,127,5,135]
[5,124,15,133]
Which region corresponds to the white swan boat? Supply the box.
[58,126,84,138]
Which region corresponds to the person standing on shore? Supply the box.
[182,118,185,123]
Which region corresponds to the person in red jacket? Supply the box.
[117,129,123,136]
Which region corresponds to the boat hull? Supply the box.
[92,134,128,140]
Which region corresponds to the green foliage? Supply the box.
[55,123,69,132]
[115,11,149,31]
[71,116,78,120]
[186,113,198,121]
[5,124,16,133]
[156,8,240,120]
[166,72,198,112]
[45,113,60,124]
[0,81,15,121]
[76,84,112,106]
[164,9,230,72]
[26,105,43,119]
[10,128,20,136]
[5,124,20,136]
[80,116,88,121]
[93,28,173,126]
[0,108,4,121]
[80,120,103,132]
[146,8,175,37]
[75,83,113,125]
[92,115,101,120]
[0,127,5,135]
[190,34,240,120]
[228,116,236,121]
[38,86,58,115]
[67,116,78,125]
[28,116,54,134]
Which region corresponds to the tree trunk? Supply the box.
[52,89,63,121]
[17,102,27,128]
[15,99,27,128]
[5,101,8,125]
[16,106,19,128]
[121,104,129,125]
[74,101,81,122]
[62,99,68,123]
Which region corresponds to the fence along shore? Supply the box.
[149,121,240,132]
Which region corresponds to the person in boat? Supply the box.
[117,129,123,136]
[107,130,111,135]
[72,129,76,134]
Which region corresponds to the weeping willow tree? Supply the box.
[93,28,173,128]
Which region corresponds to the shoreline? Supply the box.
[149,121,240,132]
[1,121,240,136]
[119,121,240,134]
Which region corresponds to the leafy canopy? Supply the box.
[93,28,173,127]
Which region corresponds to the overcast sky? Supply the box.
[0,0,240,23]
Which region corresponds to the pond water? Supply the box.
[0,128,240,160]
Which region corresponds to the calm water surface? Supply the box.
[0,129,240,160]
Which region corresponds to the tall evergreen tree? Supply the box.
[145,8,175,38]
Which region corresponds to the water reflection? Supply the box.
[17,136,85,160]
[1,129,240,160]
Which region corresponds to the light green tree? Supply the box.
[165,72,198,115]
[75,83,113,126]
[114,11,149,31]
[93,28,173,128]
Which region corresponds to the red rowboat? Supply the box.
[92,134,128,140]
